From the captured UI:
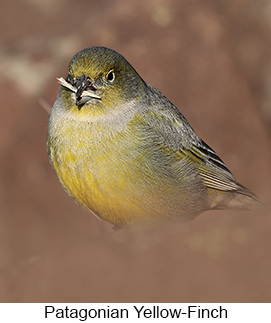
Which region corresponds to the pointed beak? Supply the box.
[75,75,101,107]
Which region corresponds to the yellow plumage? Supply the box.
[47,47,260,226]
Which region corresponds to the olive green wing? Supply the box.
[183,140,258,200]
[146,85,259,202]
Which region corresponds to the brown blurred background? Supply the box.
[0,0,271,302]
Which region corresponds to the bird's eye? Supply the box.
[106,70,115,82]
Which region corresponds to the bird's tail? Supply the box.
[207,183,262,210]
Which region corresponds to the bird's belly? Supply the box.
[53,145,169,224]
[48,124,207,225]
[54,149,206,224]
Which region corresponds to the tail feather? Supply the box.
[207,183,262,210]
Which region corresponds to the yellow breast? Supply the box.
[48,114,158,224]
[47,106,207,224]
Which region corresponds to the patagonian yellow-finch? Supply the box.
[46,46,260,226]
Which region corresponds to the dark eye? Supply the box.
[106,70,115,82]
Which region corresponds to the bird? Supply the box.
[46,46,260,226]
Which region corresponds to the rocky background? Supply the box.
[1,0,271,302]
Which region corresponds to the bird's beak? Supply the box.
[75,75,101,107]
